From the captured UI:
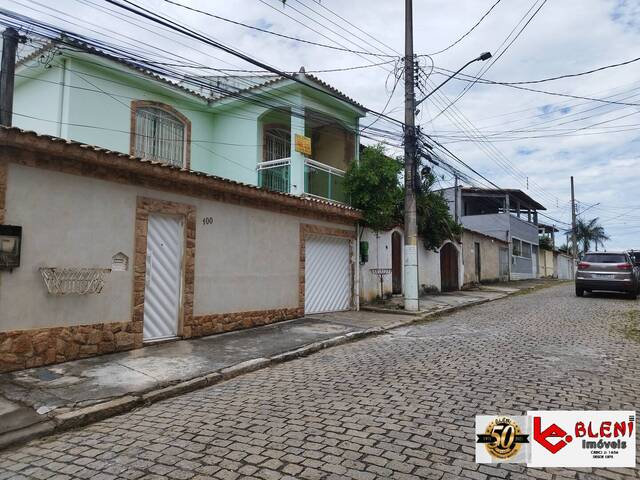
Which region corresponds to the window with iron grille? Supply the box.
[264,127,291,161]
[134,107,186,167]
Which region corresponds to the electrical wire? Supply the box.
[427,0,503,56]
[162,0,397,58]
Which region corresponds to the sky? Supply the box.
[3,0,640,250]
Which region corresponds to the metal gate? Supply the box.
[143,213,184,341]
[305,235,351,314]
[391,231,402,294]
[499,247,509,281]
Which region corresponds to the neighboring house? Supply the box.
[461,228,510,286]
[440,186,545,280]
[13,39,364,204]
[554,251,575,280]
[537,223,558,278]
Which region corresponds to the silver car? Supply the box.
[575,251,639,299]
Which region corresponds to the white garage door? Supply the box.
[305,235,351,314]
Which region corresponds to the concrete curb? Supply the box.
[0,284,543,450]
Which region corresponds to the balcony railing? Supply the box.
[257,158,291,194]
[304,158,348,204]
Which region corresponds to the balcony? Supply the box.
[304,158,348,204]
[257,158,291,194]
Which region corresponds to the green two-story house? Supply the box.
[14,39,365,204]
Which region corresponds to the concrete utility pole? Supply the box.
[0,27,20,127]
[571,176,577,263]
[453,174,459,223]
[403,0,419,312]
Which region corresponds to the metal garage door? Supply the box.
[305,235,351,314]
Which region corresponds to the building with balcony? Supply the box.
[440,186,546,280]
[13,40,365,205]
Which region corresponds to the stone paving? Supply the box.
[1,283,639,479]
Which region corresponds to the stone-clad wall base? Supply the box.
[189,308,304,338]
[0,308,304,373]
[0,321,136,373]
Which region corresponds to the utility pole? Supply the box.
[403,0,419,311]
[571,176,577,267]
[0,27,20,127]
[454,174,459,223]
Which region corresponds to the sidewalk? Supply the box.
[361,278,555,315]
[0,278,557,449]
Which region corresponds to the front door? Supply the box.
[440,243,459,292]
[391,231,402,294]
[143,213,184,342]
[474,242,481,282]
[499,247,509,280]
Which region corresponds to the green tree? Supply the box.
[414,173,462,251]
[569,217,610,254]
[343,144,403,232]
[538,235,554,251]
[344,145,461,250]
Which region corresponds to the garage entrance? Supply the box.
[304,235,351,314]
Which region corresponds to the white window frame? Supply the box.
[132,103,189,168]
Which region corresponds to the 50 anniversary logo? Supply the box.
[476,411,636,468]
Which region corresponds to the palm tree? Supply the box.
[567,218,610,255]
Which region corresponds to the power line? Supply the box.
[101,0,404,127]
[161,0,397,58]
[430,0,548,124]
[463,54,640,85]
[427,0,503,56]
[432,67,640,107]
[305,0,401,56]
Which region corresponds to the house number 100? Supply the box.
[202,217,214,225]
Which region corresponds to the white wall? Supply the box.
[359,227,464,300]
[358,227,400,302]
[0,163,353,331]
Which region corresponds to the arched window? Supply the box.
[131,101,191,168]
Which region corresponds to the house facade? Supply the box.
[0,39,368,372]
[440,186,545,280]
[0,128,360,372]
[14,41,364,204]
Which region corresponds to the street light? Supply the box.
[402,50,491,313]
[415,52,492,108]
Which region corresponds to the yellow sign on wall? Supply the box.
[294,134,312,156]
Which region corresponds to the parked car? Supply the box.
[575,251,639,299]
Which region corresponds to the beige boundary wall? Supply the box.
[0,128,359,372]
[461,229,508,287]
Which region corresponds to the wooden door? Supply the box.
[440,243,459,292]
[391,232,402,294]
[474,242,481,282]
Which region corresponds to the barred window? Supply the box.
[134,106,186,167]
[264,126,291,161]
[512,239,522,257]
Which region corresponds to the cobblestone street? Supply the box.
[1,283,639,480]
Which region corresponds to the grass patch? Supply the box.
[612,310,640,342]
